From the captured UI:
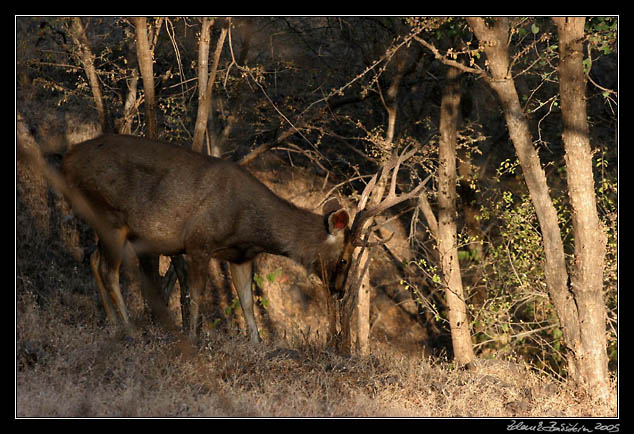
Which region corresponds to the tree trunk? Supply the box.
[118,70,139,134]
[338,242,373,355]
[467,17,611,399]
[468,18,570,291]
[192,18,214,153]
[349,226,377,356]
[192,18,229,154]
[437,66,474,365]
[467,16,573,338]
[134,17,158,140]
[117,30,140,135]
[68,17,110,133]
[553,16,610,402]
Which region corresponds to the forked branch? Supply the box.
[350,145,428,247]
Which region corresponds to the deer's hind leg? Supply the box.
[90,247,117,323]
[138,255,177,330]
[184,252,211,341]
[230,260,261,344]
[90,227,131,329]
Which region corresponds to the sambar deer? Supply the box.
[61,134,423,343]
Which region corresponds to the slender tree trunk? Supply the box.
[68,17,110,133]
[119,70,139,134]
[553,16,610,402]
[192,18,214,153]
[437,66,474,365]
[134,17,157,140]
[117,28,140,135]
[350,206,382,356]
[192,18,229,154]
[338,241,374,356]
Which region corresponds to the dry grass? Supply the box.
[16,284,617,418]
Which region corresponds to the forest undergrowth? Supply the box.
[16,258,617,418]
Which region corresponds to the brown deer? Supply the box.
[60,134,424,343]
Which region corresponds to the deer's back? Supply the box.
[62,134,290,256]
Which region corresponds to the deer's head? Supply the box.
[316,145,429,299]
[312,198,354,298]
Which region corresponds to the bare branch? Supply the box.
[350,145,431,245]
[413,35,486,77]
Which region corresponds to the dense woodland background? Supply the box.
[16,16,617,417]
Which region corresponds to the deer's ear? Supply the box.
[322,197,342,215]
[327,209,349,234]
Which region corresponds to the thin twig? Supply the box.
[413,35,486,77]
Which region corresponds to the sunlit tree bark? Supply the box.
[553,16,610,403]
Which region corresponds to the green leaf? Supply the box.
[583,58,592,74]
[257,295,270,309]
[267,268,282,283]
[253,273,265,289]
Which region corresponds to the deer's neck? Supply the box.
[272,205,329,267]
